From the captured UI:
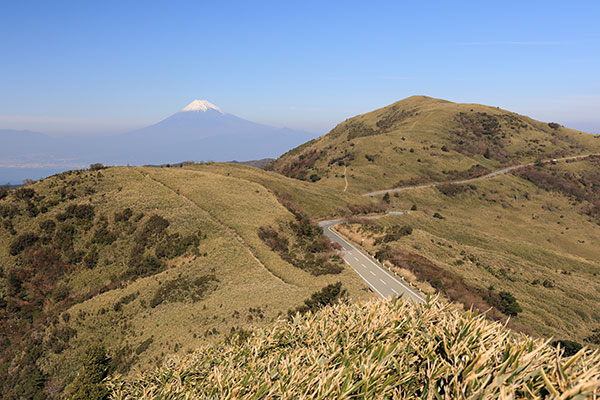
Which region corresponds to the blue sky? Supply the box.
[1,0,599,135]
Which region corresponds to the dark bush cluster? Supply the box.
[149,275,218,308]
[154,233,200,259]
[89,163,106,171]
[547,122,561,129]
[135,215,170,246]
[134,337,154,355]
[516,166,593,203]
[328,150,355,167]
[374,224,413,244]
[444,164,490,180]
[450,112,512,163]
[437,183,473,196]
[485,289,522,317]
[91,223,118,245]
[114,207,133,222]
[374,246,507,321]
[57,204,95,222]
[275,149,324,180]
[13,187,36,201]
[258,226,289,254]
[288,282,347,319]
[84,246,99,269]
[69,345,110,400]
[0,184,10,200]
[346,201,388,215]
[260,195,344,276]
[551,340,582,356]
[393,176,430,188]
[125,244,164,279]
[375,106,414,133]
[9,232,39,256]
[113,292,138,312]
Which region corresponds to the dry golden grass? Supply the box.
[273,96,600,194]
[108,297,600,399]
[337,168,600,343]
[0,165,372,396]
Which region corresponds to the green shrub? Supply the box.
[154,233,199,259]
[57,204,95,221]
[89,163,106,171]
[39,219,56,235]
[13,187,36,200]
[135,337,154,355]
[114,207,133,222]
[149,275,218,308]
[92,225,118,245]
[488,290,522,316]
[551,340,582,356]
[9,232,39,255]
[70,345,110,400]
[288,282,347,319]
[84,246,99,269]
[375,224,413,244]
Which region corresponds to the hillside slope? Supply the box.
[334,156,600,343]
[273,96,600,193]
[109,298,600,399]
[0,165,371,399]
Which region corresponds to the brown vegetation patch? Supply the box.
[275,149,324,180]
[374,246,506,321]
[451,112,512,163]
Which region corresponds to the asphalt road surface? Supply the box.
[363,153,599,197]
[319,219,424,304]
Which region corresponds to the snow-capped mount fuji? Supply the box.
[0,100,319,178]
[100,100,318,165]
[181,99,224,113]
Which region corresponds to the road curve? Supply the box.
[318,219,424,304]
[363,153,599,197]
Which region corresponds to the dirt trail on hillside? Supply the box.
[139,170,294,286]
[364,153,600,197]
[343,165,348,192]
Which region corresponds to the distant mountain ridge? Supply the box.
[0,100,318,175]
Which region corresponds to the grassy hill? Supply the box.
[2,96,600,398]
[267,96,600,346]
[109,297,600,399]
[334,157,600,343]
[0,165,372,399]
[272,96,600,193]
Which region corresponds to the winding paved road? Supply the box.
[363,153,599,197]
[321,153,599,302]
[318,218,424,304]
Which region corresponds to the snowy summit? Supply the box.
[181,99,224,113]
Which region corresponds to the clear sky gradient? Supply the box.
[1,0,599,135]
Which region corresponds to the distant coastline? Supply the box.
[0,167,73,185]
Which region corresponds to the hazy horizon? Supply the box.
[1,1,599,136]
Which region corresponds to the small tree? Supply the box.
[89,163,105,171]
[70,345,110,400]
[382,193,390,203]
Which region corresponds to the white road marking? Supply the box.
[370,270,376,276]
[391,288,399,295]
[343,259,387,298]
[324,225,425,303]
[361,263,367,268]
[379,279,387,285]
